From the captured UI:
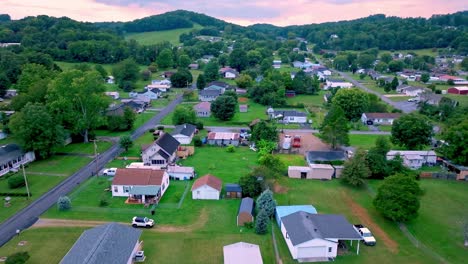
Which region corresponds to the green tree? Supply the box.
[380,52,393,64]
[366,136,392,179]
[157,48,174,69]
[239,175,262,198]
[236,74,253,88]
[229,48,248,72]
[223,90,238,102]
[170,69,193,88]
[247,50,262,67]
[332,88,369,121]
[341,149,370,187]
[119,135,133,152]
[57,196,72,211]
[441,119,468,165]
[333,55,349,71]
[374,61,388,73]
[357,54,375,69]
[94,64,107,79]
[420,73,430,83]
[319,105,349,149]
[204,60,220,82]
[196,74,206,90]
[47,70,109,143]
[391,113,433,149]
[256,189,276,218]
[255,208,269,234]
[391,77,399,90]
[9,103,64,159]
[250,120,278,143]
[112,58,139,90]
[211,95,236,121]
[172,105,196,125]
[178,54,191,68]
[373,174,422,222]
[218,54,229,67]
[388,60,404,72]
[461,57,468,71]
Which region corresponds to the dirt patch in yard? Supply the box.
[341,191,399,253]
[273,181,289,194]
[238,97,249,103]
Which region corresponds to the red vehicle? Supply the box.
[292,135,301,148]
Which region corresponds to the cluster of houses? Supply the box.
[291,60,354,90]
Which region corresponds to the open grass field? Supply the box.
[444,94,468,107]
[125,24,203,45]
[348,134,391,150]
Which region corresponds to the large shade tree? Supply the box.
[391,113,433,149]
[319,105,349,149]
[47,70,109,143]
[331,88,369,121]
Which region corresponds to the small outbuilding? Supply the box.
[237,197,254,226]
[225,183,242,198]
[447,86,468,95]
[167,165,195,180]
[191,174,222,200]
[288,164,335,180]
[223,242,263,264]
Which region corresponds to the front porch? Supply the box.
[125,185,161,205]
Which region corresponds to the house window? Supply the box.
[151,160,165,165]
[123,186,130,193]
[113,186,118,192]
[328,247,332,253]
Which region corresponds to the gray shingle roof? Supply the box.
[156,133,180,157]
[172,124,196,137]
[199,89,222,97]
[238,197,254,216]
[60,223,142,264]
[281,212,362,246]
[273,110,307,117]
[0,144,23,165]
[307,151,346,162]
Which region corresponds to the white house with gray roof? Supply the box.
[0,144,35,177]
[280,212,362,262]
[268,108,308,124]
[60,223,143,264]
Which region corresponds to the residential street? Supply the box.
[0,95,182,247]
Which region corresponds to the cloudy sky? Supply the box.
[1,0,466,26]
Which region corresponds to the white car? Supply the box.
[407,98,418,102]
[357,226,377,246]
[132,216,154,228]
[102,168,117,176]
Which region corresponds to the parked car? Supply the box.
[282,135,292,150]
[354,224,376,246]
[132,216,155,228]
[102,168,117,176]
[292,135,301,148]
[407,98,418,102]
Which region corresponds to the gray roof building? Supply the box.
[156,133,180,158]
[281,212,362,246]
[60,223,142,264]
[0,144,23,165]
[172,124,197,137]
[306,151,346,163]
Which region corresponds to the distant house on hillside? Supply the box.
[104,91,119,100]
[219,67,239,79]
[361,112,401,125]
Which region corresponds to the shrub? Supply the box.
[193,136,202,147]
[149,128,155,133]
[226,145,235,153]
[435,89,442,94]
[6,252,30,264]
[8,175,25,189]
[157,126,165,131]
[57,196,72,211]
[99,195,109,207]
[195,121,204,130]
[244,222,254,229]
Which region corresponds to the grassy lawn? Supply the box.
[443,94,468,107]
[349,134,391,150]
[25,155,92,176]
[377,125,393,132]
[276,154,307,166]
[387,96,413,102]
[54,142,113,155]
[125,24,203,45]
[369,179,468,264]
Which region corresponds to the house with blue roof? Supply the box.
[275,205,317,227]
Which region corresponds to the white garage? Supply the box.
[297,246,328,259]
[191,174,222,200]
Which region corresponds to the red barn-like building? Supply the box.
[447,86,468,95]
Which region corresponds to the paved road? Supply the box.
[331,70,418,113]
[0,95,182,247]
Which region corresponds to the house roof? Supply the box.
[205,85,225,91]
[239,105,248,110]
[281,212,362,246]
[112,168,166,186]
[387,150,436,156]
[363,113,401,119]
[225,183,242,192]
[0,144,24,165]
[199,89,222,97]
[449,86,468,91]
[156,133,180,156]
[208,81,231,88]
[327,78,348,83]
[238,197,254,215]
[172,124,197,137]
[191,174,222,191]
[307,151,346,162]
[167,165,194,174]
[194,102,211,111]
[223,242,263,264]
[60,223,142,264]
[273,110,307,117]
[207,132,240,140]
[310,164,334,170]
[288,166,311,172]
[276,205,317,225]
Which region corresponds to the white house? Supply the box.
[280,212,362,262]
[191,174,222,200]
[396,85,429,96]
[269,109,308,124]
[147,79,171,92]
[361,113,401,125]
[111,168,170,204]
[386,150,437,169]
[141,133,180,167]
[325,79,353,89]
[273,60,282,69]
[223,242,263,264]
[0,144,36,177]
[104,91,120,100]
[171,124,197,144]
[167,165,195,180]
[136,89,160,100]
[219,67,239,79]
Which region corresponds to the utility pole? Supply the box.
[21,163,31,200]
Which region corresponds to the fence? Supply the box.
[420,172,458,180]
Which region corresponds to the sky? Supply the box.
[0,0,466,26]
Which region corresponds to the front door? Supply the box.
[301,172,307,179]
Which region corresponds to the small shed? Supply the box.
[309,164,335,180]
[239,104,248,113]
[225,183,242,198]
[275,205,317,227]
[333,165,344,178]
[288,166,311,179]
[191,174,222,200]
[237,197,254,226]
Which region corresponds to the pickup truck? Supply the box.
[355,224,376,246]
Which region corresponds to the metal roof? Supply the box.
[129,185,160,195]
[238,197,254,216]
[307,151,346,162]
[275,205,317,226]
[223,242,263,264]
[225,183,242,192]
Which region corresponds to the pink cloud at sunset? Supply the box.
[0,0,466,26]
